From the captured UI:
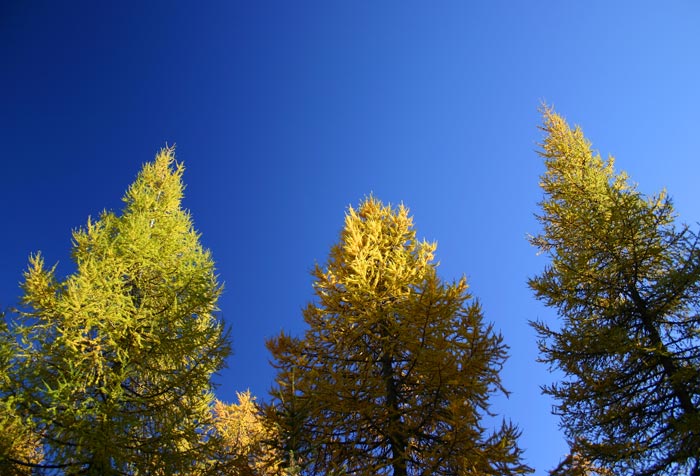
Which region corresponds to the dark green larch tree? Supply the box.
[530,108,700,476]
[267,197,530,476]
[9,148,230,475]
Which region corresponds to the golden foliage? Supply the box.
[268,197,530,475]
[213,391,282,475]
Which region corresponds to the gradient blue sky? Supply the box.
[2,2,700,474]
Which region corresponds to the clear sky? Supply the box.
[2,2,700,474]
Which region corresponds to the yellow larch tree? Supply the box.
[212,390,282,475]
[268,197,531,476]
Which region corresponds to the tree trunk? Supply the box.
[381,350,407,476]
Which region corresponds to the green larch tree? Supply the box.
[0,314,42,475]
[267,197,530,476]
[530,108,700,476]
[10,148,230,475]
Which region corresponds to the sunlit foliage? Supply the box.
[9,149,230,475]
[530,108,700,476]
[0,316,42,475]
[212,390,282,475]
[268,197,531,476]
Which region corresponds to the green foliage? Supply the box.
[530,108,700,476]
[10,148,230,475]
[268,197,531,476]
[0,314,42,475]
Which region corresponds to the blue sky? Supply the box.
[2,2,700,473]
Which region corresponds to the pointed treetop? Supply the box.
[123,146,185,215]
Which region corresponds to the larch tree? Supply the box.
[10,148,230,475]
[267,197,530,476]
[212,390,282,475]
[549,439,614,476]
[0,315,42,475]
[530,108,700,476]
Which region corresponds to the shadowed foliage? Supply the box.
[530,108,700,476]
